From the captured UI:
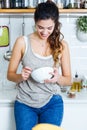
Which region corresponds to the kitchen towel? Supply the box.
[0,26,9,47]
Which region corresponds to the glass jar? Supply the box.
[14,0,22,8]
[68,0,75,8]
[74,0,81,8]
[0,0,2,8]
[38,0,44,4]
[82,76,87,90]
[84,0,87,8]
[29,0,38,8]
[2,0,10,8]
[56,0,64,8]
[21,0,29,8]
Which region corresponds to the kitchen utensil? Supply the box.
[31,67,53,83]
[4,16,12,61]
[22,16,25,35]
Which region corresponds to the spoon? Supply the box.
[4,16,12,61]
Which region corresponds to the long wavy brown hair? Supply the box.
[34,1,64,66]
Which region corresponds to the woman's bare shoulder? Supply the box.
[12,36,26,58]
[13,36,26,51]
[15,36,25,46]
[61,40,69,47]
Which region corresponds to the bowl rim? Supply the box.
[31,67,53,73]
[31,67,53,83]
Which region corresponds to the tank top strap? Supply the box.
[23,35,29,52]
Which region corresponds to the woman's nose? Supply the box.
[42,29,48,35]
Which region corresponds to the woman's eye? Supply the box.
[37,25,53,30]
[48,27,53,30]
[39,27,43,29]
[38,26,43,29]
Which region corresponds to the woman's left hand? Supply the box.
[44,67,60,84]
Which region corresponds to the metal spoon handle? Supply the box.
[8,16,11,51]
[22,16,25,35]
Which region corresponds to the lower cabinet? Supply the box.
[0,104,16,130]
[62,103,87,130]
[0,102,87,130]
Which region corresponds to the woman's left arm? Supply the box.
[56,41,72,86]
[45,41,72,86]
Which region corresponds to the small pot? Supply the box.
[76,29,87,42]
[67,90,76,98]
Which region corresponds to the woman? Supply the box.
[7,1,71,130]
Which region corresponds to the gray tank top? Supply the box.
[16,35,61,108]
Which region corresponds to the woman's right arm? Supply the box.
[7,36,32,83]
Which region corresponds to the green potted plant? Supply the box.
[76,16,87,42]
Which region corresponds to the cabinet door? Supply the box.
[62,103,87,130]
[0,106,16,130]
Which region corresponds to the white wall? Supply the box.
[0,14,35,89]
[60,13,87,76]
[0,13,87,89]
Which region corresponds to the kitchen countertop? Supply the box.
[62,90,87,104]
[0,88,17,104]
[0,88,87,105]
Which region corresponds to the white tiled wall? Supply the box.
[0,13,87,89]
[60,14,87,77]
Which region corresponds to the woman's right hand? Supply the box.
[21,66,32,81]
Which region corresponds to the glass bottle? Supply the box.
[10,0,14,8]
[0,0,2,8]
[71,72,82,92]
[2,0,10,8]
[14,0,22,8]
[84,0,87,8]
[21,0,29,8]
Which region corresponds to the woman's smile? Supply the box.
[36,19,55,39]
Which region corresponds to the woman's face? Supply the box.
[35,19,55,40]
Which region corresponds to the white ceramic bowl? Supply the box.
[31,67,53,83]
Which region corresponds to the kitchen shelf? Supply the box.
[0,9,87,14]
[0,8,35,13]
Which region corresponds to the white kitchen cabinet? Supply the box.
[0,89,17,130]
[62,102,87,130]
[0,89,87,130]
[0,104,16,130]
